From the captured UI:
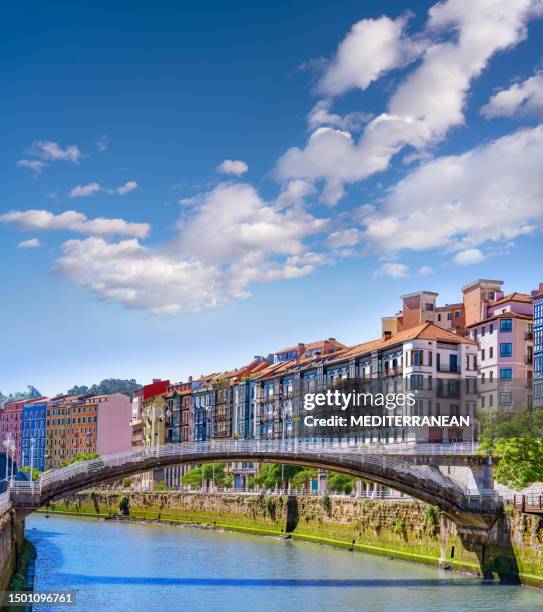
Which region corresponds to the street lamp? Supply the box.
[2,434,13,484]
[30,437,35,493]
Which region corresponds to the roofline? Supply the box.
[400,291,439,299]
[461,279,503,292]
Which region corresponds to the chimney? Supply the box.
[383,331,392,341]
[188,376,193,383]
[152,378,161,383]
[531,282,543,297]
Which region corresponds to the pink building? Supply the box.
[96,393,132,455]
[468,293,533,409]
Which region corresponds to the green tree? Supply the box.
[181,463,232,488]
[478,408,543,490]
[0,385,42,408]
[291,468,317,489]
[327,472,355,494]
[66,378,140,397]
[19,466,43,481]
[254,463,304,489]
[60,453,100,467]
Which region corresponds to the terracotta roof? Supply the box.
[275,338,345,354]
[467,311,533,328]
[379,322,476,348]
[491,292,532,307]
[325,339,383,364]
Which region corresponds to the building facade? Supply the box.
[21,399,48,471]
[532,283,543,408]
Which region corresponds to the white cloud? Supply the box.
[17,238,42,249]
[28,140,82,163]
[276,0,543,204]
[50,182,330,314]
[116,180,138,195]
[96,135,109,151]
[17,160,47,175]
[325,228,362,249]
[307,100,372,132]
[217,159,248,176]
[69,182,101,198]
[0,209,150,239]
[452,248,486,266]
[361,124,543,253]
[374,262,409,278]
[317,15,421,96]
[54,238,222,314]
[417,265,434,276]
[481,71,543,118]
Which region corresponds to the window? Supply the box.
[481,326,485,336]
[437,314,442,322]
[425,303,434,311]
[500,368,512,380]
[455,311,461,319]
[500,343,513,357]
[412,350,423,366]
[447,312,452,321]
[481,349,485,361]
[490,371,494,382]
[500,319,512,332]
[489,346,494,359]
[490,324,494,334]
[427,351,432,367]
[473,329,478,340]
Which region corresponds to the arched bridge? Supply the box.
[9,440,499,528]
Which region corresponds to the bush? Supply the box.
[154,480,173,491]
[122,477,133,488]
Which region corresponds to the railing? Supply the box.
[8,439,477,503]
[504,494,543,513]
[0,490,10,513]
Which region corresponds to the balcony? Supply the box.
[436,364,459,374]
[379,367,403,378]
[526,355,533,365]
[525,331,534,341]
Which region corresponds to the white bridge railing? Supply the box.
[7,439,485,507]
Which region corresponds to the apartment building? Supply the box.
[532,283,543,408]
[45,393,132,469]
[468,293,533,410]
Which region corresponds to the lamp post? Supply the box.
[30,437,35,493]
[9,438,15,486]
[3,434,13,484]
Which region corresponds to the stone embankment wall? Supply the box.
[0,508,26,592]
[45,492,543,586]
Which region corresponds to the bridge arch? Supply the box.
[10,441,495,528]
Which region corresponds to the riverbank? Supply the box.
[41,491,543,587]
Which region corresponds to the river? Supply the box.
[26,514,542,611]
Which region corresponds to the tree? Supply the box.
[66,378,140,397]
[60,453,100,467]
[253,463,304,489]
[181,463,232,488]
[327,472,355,494]
[19,466,43,481]
[0,385,42,408]
[478,408,543,490]
[291,468,317,489]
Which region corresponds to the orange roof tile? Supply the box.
[491,292,532,307]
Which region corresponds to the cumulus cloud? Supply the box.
[0,210,150,239]
[374,262,409,278]
[307,100,372,132]
[69,182,101,198]
[116,180,138,195]
[452,248,486,266]
[217,159,248,176]
[17,160,47,175]
[360,124,543,254]
[417,265,434,276]
[317,15,421,96]
[18,140,82,175]
[481,71,543,118]
[325,228,362,249]
[17,238,42,249]
[51,182,329,314]
[96,135,109,152]
[276,0,543,204]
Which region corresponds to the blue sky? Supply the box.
[2,0,543,396]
